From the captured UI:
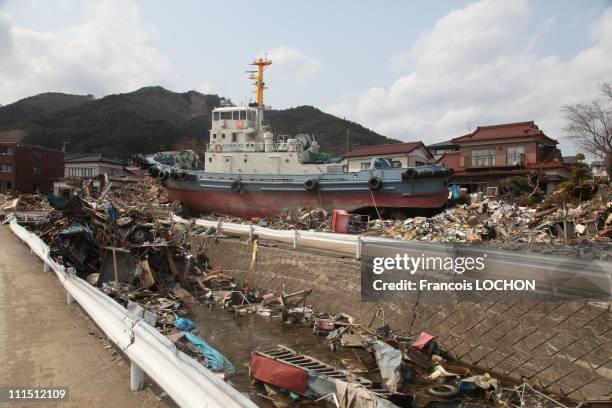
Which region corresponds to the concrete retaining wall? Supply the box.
[199,237,611,401]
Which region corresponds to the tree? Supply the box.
[562,83,612,176]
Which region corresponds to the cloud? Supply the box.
[263,46,321,79]
[327,0,612,155]
[0,0,176,104]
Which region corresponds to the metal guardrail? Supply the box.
[175,215,612,298]
[7,216,257,408]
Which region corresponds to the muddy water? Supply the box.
[192,304,350,404]
[191,304,493,407]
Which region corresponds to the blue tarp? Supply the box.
[184,332,235,374]
[174,317,194,331]
[47,194,68,209]
[174,318,235,374]
[107,205,119,222]
[450,185,461,200]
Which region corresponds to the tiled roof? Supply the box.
[62,154,125,166]
[436,151,463,172]
[426,140,458,149]
[345,141,430,158]
[453,121,557,144]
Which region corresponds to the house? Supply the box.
[562,156,577,166]
[591,161,609,181]
[53,154,136,197]
[340,142,432,172]
[439,121,570,194]
[62,154,125,178]
[0,130,64,194]
[426,140,459,161]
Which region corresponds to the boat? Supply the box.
[135,57,452,219]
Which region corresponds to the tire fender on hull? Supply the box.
[230,179,242,192]
[304,179,318,191]
[157,170,169,181]
[368,176,383,190]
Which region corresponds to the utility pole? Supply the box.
[346,129,350,171]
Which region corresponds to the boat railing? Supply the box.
[206,142,304,154]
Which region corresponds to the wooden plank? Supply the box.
[112,247,119,292]
[138,259,156,289]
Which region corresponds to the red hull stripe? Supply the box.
[167,188,446,218]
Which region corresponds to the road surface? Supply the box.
[0,225,169,408]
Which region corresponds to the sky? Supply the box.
[1,0,611,155]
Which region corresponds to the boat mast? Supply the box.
[249,57,272,106]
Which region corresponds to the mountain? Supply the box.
[0,92,94,128]
[0,88,398,158]
[266,106,398,156]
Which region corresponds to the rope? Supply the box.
[369,188,383,219]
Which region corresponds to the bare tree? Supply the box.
[562,83,612,175]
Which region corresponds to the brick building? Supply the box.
[0,131,64,194]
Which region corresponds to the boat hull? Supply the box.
[167,187,447,218]
[134,159,453,218]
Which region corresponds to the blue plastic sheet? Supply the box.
[174,317,194,332]
[173,317,235,374]
[47,194,68,209]
[450,185,460,199]
[107,205,119,222]
[184,332,235,374]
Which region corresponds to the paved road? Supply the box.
[0,225,168,408]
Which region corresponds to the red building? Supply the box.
[438,121,569,194]
[0,137,64,194]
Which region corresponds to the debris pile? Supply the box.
[205,207,333,231]
[373,183,611,250]
[0,193,51,212]
[244,297,509,407]
[17,177,240,371]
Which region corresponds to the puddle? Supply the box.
[192,304,495,407]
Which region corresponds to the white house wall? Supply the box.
[342,148,431,172]
[64,162,125,178]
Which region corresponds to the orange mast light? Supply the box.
[249,57,272,106]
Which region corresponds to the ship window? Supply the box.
[212,133,216,139]
[239,110,246,120]
[232,133,237,142]
[208,158,212,162]
[213,112,219,121]
[248,111,255,121]
[220,111,231,120]
[232,111,239,120]
[222,133,226,139]
[243,159,247,163]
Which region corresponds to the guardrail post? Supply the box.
[293,229,298,249]
[130,361,144,391]
[66,267,76,305]
[249,224,254,241]
[356,236,362,260]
